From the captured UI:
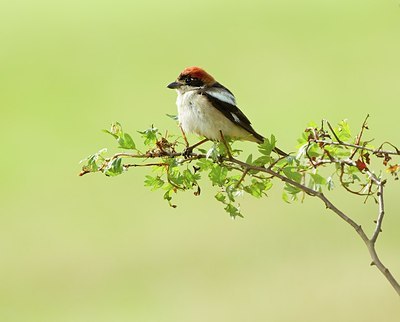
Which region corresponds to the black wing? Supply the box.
[203,87,264,142]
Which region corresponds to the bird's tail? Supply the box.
[273,146,288,157]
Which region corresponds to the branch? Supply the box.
[218,154,400,295]
[311,139,400,156]
[80,119,400,295]
[371,179,386,243]
[85,147,400,294]
[229,157,366,236]
[350,114,370,159]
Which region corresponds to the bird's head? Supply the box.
[167,66,216,92]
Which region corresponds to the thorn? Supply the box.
[370,261,376,266]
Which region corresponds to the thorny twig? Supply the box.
[311,140,400,157]
[350,114,370,159]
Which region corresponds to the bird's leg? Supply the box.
[219,130,233,159]
[180,125,190,148]
[183,138,209,157]
[180,125,207,157]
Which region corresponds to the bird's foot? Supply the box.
[183,146,194,158]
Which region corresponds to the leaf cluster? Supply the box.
[80,118,400,217]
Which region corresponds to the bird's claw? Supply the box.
[183,146,193,158]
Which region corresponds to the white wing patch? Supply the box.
[206,89,236,106]
[231,112,240,123]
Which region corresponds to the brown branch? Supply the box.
[228,156,400,296]
[305,140,318,169]
[313,157,377,196]
[377,141,400,155]
[235,168,249,188]
[312,139,400,156]
[350,114,370,159]
[124,163,167,168]
[338,163,373,197]
[80,123,400,295]
[370,179,386,243]
[327,121,343,143]
[78,169,90,176]
[141,150,400,295]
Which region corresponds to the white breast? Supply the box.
[175,90,255,141]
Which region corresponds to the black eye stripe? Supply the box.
[187,77,203,87]
[178,75,204,86]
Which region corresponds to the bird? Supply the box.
[167,66,287,156]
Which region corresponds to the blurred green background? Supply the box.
[1,0,399,321]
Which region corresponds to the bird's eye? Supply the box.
[185,77,193,84]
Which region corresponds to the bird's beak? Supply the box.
[167,81,181,89]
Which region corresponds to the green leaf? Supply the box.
[181,169,201,188]
[209,165,228,186]
[224,203,242,218]
[282,167,302,183]
[118,133,136,150]
[80,148,107,173]
[282,191,291,203]
[297,132,309,145]
[270,134,277,148]
[163,188,177,208]
[103,122,136,150]
[245,154,253,164]
[258,136,276,156]
[284,184,301,194]
[336,120,351,141]
[196,159,213,171]
[166,114,178,121]
[282,185,301,203]
[323,145,351,158]
[144,175,164,190]
[104,157,123,177]
[163,189,173,201]
[215,192,226,202]
[310,173,326,185]
[244,179,272,198]
[86,155,99,172]
[102,129,118,139]
[253,155,271,166]
[83,154,99,172]
[166,165,184,187]
[138,126,159,146]
[309,173,326,192]
[306,143,321,158]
